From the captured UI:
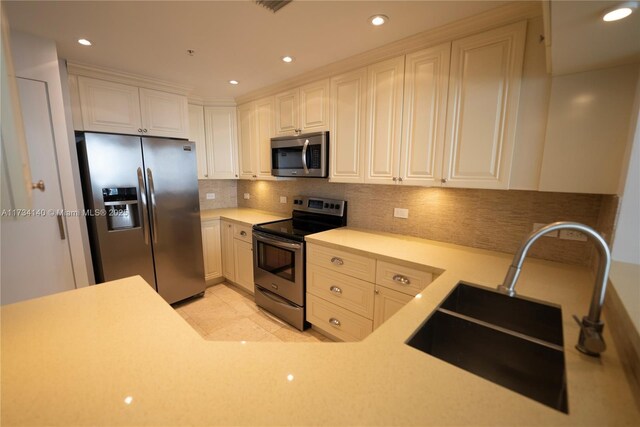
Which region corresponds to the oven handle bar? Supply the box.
[253,231,302,250]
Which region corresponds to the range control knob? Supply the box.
[324,203,329,208]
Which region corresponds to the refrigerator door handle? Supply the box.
[137,167,151,245]
[146,168,159,244]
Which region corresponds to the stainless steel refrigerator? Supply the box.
[77,132,205,304]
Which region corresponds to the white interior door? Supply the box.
[1,78,75,305]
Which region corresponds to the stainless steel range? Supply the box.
[253,196,347,330]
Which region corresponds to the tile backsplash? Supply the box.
[198,180,237,210]
[234,179,617,266]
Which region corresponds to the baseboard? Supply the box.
[205,276,225,287]
[604,282,640,410]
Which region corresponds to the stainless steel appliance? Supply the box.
[271,131,328,178]
[77,132,205,304]
[253,196,347,330]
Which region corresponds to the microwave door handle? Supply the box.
[301,139,310,174]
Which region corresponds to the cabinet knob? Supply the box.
[330,257,344,266]
[252,175,257,178]
[398,177,403,182]
[329,318,341,327]
[392,177,397,182]
[138,128,143,133]
[441,178,447,184]
[240,231,247,236]
[204,173,208,178]
[329,285,342,295]
[375,289,379,295]
[143,129,148,133]
[235,174,238,178]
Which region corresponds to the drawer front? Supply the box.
[307,243,376,282]
[375,261,433,296]
[233,223,253,243]
[306,294,373,342]
[307,264,374,319]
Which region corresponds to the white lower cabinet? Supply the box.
[221,220,235,281]
[373,285,414,329]
[201,219,222,282]
[306,242,436,341]
[233,239,254,294]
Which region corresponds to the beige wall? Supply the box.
[237,179,617,266]
[198,180,237,210]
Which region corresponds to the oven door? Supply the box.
[253,231,304,306]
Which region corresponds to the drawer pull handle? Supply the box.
[329,286,342,295]
[329,318,341,327]
[330,257,344,266]
[393,274,411,285]
[240,231,247,236]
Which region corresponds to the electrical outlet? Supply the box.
[280,196,287,204]
[206,193,216,200]
[243,193,250,200]
[532,223,558,238]
[393,208,409,219]
[559,229,588,241]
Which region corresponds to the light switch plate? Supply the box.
[394,208,409,219]
[280,196,287,204]
[206,193,216,200]
[243,193,250,200]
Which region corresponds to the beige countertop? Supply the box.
[200,207,288,225]
[2,228,639,426]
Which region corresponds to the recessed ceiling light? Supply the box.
[282,56,294,63]
[229,80,239,85]
[78,38,92,46]
[602,2,637,21]
[369,15,388,26]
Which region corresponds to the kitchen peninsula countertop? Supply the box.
[200,207,288,225]
[2,227,639,426]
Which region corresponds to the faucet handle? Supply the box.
[573,315,606,356]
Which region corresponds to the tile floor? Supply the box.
[173,282,332,342]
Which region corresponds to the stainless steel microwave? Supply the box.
[271,131,328,178]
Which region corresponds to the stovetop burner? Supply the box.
[253,196,347,242]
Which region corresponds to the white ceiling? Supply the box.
[550,0,640,75]
[5,0,508,100]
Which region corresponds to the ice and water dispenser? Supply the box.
[102,187,140,231]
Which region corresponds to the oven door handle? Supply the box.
[301,139,310,175]
[254,231,302,250]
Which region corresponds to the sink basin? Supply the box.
[407,282,568,413]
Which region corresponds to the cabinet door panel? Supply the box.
[275,89,299,135]
[202,220,222,280]
[237,103,256,179]
[204,107,237,179]
[139,88,189,139]
[221,221,235,281]
[365,56,405,184]
[300,79,329,132]
[78,77,142,135]
[373,285,413,329]
[233,239,254,294]
[443,21,526,189]
[400,43,451,186]
[329,68,367,183]
[254,96,276,179]
[188,104,208,179]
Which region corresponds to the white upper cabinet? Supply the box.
[254,96,276,179]
[188,104,208,179]
[442,21,526,189]
[299,79,330,132]
[78,77,142,135]
[274,89,299,135]
[275,79,330,135]
[204,106,238,179]
[76,76,189,139]
[364,56,405,184]
[400,43,451,186]
[329,68,368,183]
[139,88,189,139]
[237,102,257,179]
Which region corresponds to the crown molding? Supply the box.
[66,61,193,95]
[235,1,541,105]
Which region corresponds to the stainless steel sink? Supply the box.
[407,282,568,413]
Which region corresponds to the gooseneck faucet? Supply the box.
[497,221,611,357]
